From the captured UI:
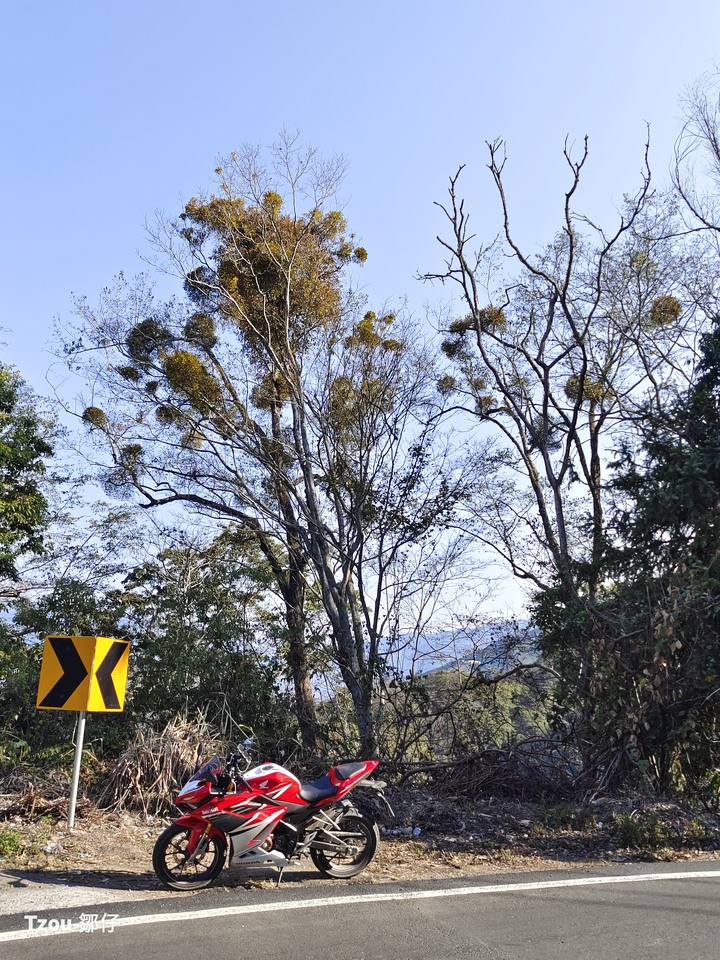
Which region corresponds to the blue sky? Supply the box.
[2,0,719,395]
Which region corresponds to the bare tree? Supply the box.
[425,138,712,601]
[674,69,720,235]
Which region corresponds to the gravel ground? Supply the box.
[2,788,719,919]
[0,845,604,919]
[0,868,178,916]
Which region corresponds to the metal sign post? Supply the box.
[68,711,87,831]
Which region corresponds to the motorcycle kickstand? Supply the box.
[276,866,285,889]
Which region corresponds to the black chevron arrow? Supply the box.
[95,641,127,709]
[39,637,89,708]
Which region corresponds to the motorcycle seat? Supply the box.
[299,775,338,803]
[334,761,366,781]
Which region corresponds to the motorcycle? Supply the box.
[152,744,393,890]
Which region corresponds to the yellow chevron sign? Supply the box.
[36,636,130,712]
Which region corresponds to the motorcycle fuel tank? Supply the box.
[243,763,304,803]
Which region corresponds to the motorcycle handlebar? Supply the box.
[221,753,253,794]
[226,752,250,771]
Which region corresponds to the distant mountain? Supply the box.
[379,621,540,679]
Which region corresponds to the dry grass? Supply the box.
[96,716,226,817]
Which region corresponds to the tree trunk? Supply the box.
[284,576,323,757]
[321,582,378,758]
[268,395,323,757]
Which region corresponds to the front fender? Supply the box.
[171,814,226,852]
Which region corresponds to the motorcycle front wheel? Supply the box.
[153,823,227,890]
[310,813,380,878]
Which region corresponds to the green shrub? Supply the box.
[0,828,23,856]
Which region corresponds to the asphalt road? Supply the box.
[1,864,718,960]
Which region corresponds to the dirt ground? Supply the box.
[2,785,719,895]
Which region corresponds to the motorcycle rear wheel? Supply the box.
[310,813,379,878]
[153,823,227,890]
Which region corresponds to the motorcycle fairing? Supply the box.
[225,804,288,859]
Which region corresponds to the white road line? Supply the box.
[2,870,719,942]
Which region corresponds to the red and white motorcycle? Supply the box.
[153,744,392,890]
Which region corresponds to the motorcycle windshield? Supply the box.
[194,756,222,782]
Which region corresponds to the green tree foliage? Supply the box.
[119,529,292,745]
[0,503,141,758]
[64,137,470,757]
[0,364,52,581]
[379,667,549,765]
[0,364,55,761]
[536,318,720,797]
[426,137,720,788]
[7,577,130,753]
[66,137,361,754]
[0,617,44,759]
[1,525,291,759]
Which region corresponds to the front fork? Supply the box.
[184,823,214,864]
[173,816,224,865]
